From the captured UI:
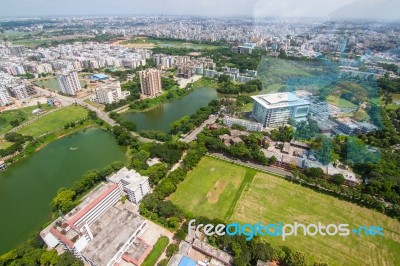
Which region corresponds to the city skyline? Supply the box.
[0,0,399,21]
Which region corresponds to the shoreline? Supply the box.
[4,122,103,167]
[120,85,216,115]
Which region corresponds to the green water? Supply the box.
[0,128,126,254]
[120,87,218,132]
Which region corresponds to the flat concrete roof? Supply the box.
[108,167,149,192]
[252,92,310,109]
[81,206,145,266]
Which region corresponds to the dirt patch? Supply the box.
[207,180,227,204]
[111,40,155,48]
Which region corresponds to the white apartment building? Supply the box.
[8,83,36,100]
[56,71,82,95]
[222,116,263,131]
[94,81,129,104]
[107,167,150,204]
[0,88,12,106]
[251,92,310,127]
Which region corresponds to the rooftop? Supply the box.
[81,206,145,266]
[251,92,310,109]
[108,167,149,192]
[91,73,109,80]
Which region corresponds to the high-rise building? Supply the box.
[139,69,162,97]
[251,92,310,128]
[56,71,82,95]
[0,88,12,106]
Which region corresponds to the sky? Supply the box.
[0,0,399,20]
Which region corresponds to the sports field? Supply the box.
[171,156,400,266]
[327,94,357,108]
[17,106,88,137]
[171,156,255,220]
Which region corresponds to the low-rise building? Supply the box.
[222,116,263,131]
[40,182,148,266]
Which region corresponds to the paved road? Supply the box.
[35,86,117,126]
[208,152,293,177]
[180,115,218,143]
[34,86,161,143]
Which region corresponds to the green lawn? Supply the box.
[171,156,251,220]
[0,105,54,135]
[327,94,358,108]
[35,77,86,91]
[122,37,223,50]
[172,156,400,266]
[141,236,169,266]
[0,141,13,149]
[17,106,88,137]
[192,78,218,89]
[386,104,399,110]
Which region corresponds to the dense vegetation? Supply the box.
[169,99,220,135]
[0,231,83,265]
[216,75,263,94]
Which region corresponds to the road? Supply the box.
[180,115,218,143]
[34,86,117,126]
[207,152,293,177]
[34,86,160,143]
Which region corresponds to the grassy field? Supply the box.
[35,77,86,91]
[172,156,400,266]
[0,141,13,149]
[192,78,218,89]
[171,156,253,220]
[327,94,357,108]
[17,106,88,137]
[0,105,54,135]
[120,37,223,50]
[141,236,169,266]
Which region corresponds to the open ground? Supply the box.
[17,106,88,137]
[171,156,400,266]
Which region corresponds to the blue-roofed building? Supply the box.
[178,256,196,266]
[91,73,109,81]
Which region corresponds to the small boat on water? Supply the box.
[70,147,79,151]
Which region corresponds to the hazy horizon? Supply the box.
[0,0,399,21]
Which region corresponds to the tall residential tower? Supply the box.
[139,69,162,97]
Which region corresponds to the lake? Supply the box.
[120,87,218,132]
[0,128,126,254]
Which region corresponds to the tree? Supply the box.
[40,249,59,265]
[174,229,187,241]
[88,110,98,120]
[4,132,25,143]
[290,251,308,266]
[166,243,179,257]
[57,251,83,266]
[331,174,345,186]
[50,189,76,213]
[122,121,137,131]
